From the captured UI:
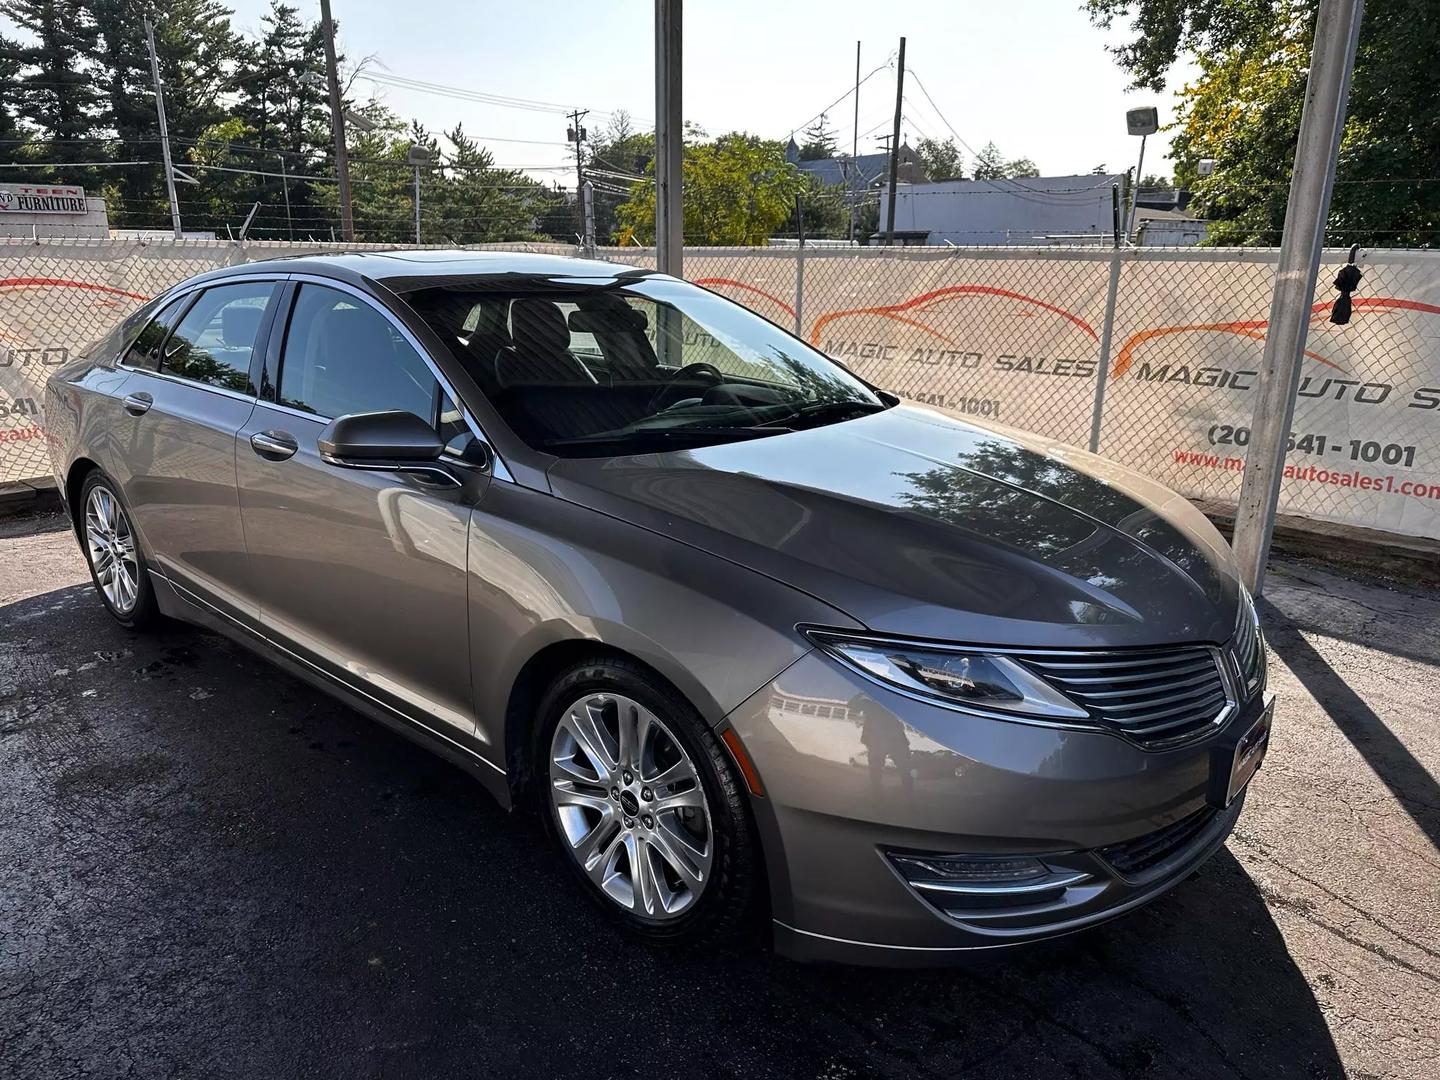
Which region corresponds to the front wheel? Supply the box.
[78,472,160,630]
[536,657,760,947]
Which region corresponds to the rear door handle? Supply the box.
[250,430,298,461]
[121,392,153,416]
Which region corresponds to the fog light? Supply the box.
[887,852,1050,884]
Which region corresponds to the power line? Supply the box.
[787,60,893,142]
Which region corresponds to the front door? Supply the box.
[112,280,278,625]
[235,281,485,743]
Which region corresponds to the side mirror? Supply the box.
[318,410,443,463]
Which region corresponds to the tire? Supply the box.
[535,655,760,948]
[77,471,160,630]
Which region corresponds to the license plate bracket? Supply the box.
[1208,696,1274,808]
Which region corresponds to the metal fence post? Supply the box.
[1233,0,1364,594]
[1089,186,1125,452]
[794,193,805,337]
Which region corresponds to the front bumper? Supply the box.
[725,650,1267,966]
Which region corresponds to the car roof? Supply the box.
[194,249,654,291]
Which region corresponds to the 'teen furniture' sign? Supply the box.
[0,185,89,214]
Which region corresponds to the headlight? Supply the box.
[804,630,1088,720]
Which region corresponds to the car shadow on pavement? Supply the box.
[0,584,1344,1080]
[1260,598,1440,854]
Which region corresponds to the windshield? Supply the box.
[402,276,888,457]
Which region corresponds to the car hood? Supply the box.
[547,405,1242,648]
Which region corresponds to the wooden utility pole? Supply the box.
[319,0,354,243]
[884,36,906,246]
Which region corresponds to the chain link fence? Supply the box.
[4,237,1438,541]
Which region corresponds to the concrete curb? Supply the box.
[1195,498,1440,588]
[0,476,60,516]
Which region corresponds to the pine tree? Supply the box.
[971,142,1007,180]
[87,0,243,227]
[1,0,103,148]
[798,113,837,161]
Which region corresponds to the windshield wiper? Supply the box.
[783,400,890,426]
[542,426,791,450]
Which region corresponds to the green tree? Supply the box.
[797,113,837,161]
[428,124,554,244]
[587,110,653,243]
[1005,157,1039,178]
[0,31,33,164]
[971,141,1007,180]
[615,131,805,245]
[87,0,244,228]
[1087,0,1440,246]
[783,176,851,240]
[0,0,103,147]
[915,136,964,181]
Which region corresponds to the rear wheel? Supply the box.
[78,472,159,630]
[536,657,759,947]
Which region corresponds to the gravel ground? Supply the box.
[1,505,1436,1079]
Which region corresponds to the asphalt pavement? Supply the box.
[1,505,1436,1079]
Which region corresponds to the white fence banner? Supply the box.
[3,239,1438,542]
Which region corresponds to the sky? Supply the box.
[221,0,1197,185]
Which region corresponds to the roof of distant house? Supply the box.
[785,139,907,189]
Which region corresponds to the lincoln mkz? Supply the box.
[47,252,1272,964]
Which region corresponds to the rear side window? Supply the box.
[277,284,438,421]
[160,282,275,393]
[122,295,189,372]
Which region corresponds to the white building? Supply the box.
[876,174,1126,246]
[0,184,110,238]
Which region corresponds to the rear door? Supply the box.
[112,279,281,625]
[235,279,486,743]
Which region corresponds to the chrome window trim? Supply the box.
[114,273,288,401]
[282,273,513,483]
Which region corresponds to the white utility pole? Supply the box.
[143,17,182,239]
[1232,0,1365,593]
[654,0,682,276]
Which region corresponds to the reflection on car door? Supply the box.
[235,280,485,745]
[112,280,278,625]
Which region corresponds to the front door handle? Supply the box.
[250,430,299,461]
[121,392,153,416]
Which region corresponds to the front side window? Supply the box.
[278,284,438,422]
[160,282,275,392]
[402,276,887,457]
[122,295,189,372]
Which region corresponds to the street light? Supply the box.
[1125,105,1159,242]
[408,143,433,245]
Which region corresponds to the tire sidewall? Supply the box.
[78,471,157,629]
[534,657,757,947]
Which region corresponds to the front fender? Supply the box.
[465,480,859,771]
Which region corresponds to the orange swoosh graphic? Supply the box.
[1111,297,1440,378]
[694,277,796,318]
[810,285,1098,347]
[0,277,151,301]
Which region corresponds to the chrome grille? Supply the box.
[1015,646,1231,749]
[1097,806,1220,879]
[1231,590,1265,694]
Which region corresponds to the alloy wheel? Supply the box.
[549,692,714,920]
[85,485,140,614]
